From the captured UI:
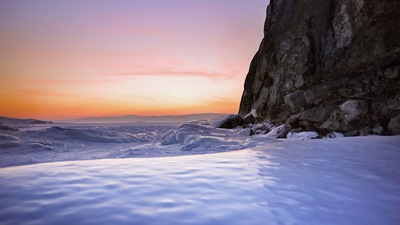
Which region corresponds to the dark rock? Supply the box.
[320,110,341,131]
[254,117,265,124]
[300,106,335,123]
[345,130,358,137]
[298,120,314,131]
[372,126,384,135]
[251,121,275,135]
[250,129,255,136]
[359,127,372,136]
[338,88,354,98]
[384,66,399,79]
[272,110,293,125]
[265,124,291,139]
[304,84,329,106]
[303,90,315,106]
[286,113,300,125]
[388,114,400,135]
[238,0,400,135]
[339,100,369,123]
[284,91,306,112]
[276,124,291,138]
[242,113,255,125]
[291,127,303,133]
[214,114,243,129]
[251,125,268,135]
[372,94,400,116]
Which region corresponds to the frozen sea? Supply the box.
[0,120,399,225]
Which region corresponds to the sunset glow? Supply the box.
[0,0,267,120]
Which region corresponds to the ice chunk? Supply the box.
[160,121,243,152]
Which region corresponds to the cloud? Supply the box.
[1,76,117,86]
[119,69,234,80]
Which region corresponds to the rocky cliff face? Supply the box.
[239,0,400,135]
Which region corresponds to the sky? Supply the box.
[0,0,268,120]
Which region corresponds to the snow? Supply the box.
[0,136,399,225]
[160,121,246,151]
[0,119,400,224]
[0,120,272,167]
[287,131,320,140]
[0,124,172,167]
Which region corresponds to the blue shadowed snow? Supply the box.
[0,136,399,225]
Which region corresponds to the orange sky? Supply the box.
[0,0,267,120]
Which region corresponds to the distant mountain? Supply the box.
[0,116,52,125]
[63,113,226,124]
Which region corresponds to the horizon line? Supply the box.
[1,112,229,122]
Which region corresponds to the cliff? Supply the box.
[239,0,400,135]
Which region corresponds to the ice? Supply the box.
[160,121,245,151]
[1,120,262,167]
[1,118,400,224]
[0,120,389,168]
[0,136,399,225]
[0,132,20,148]
[287,131,320,140]
[0,125,172,167]
[237,127,252,136]
[41,126,147,143]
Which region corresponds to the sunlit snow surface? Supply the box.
[1,135,400,225]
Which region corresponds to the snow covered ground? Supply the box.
[0,119,399,224]
[0,123,172,167]
[0,119,280,168]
